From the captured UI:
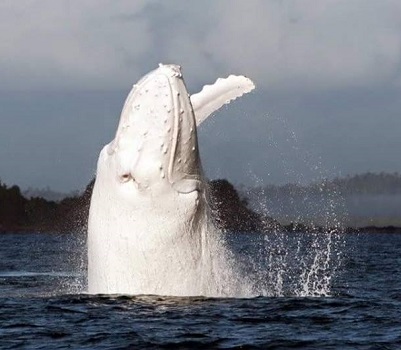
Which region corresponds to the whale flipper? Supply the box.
[191,75,255,126]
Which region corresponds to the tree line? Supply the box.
[257,172,401,197]
[0,178,273,233]
[0,179,93,233]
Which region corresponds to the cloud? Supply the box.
[203,0,401,91]
[1,0,400,92]
[0,0,153,90]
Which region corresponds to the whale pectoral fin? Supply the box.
[190,75,255,126]
[172,179,202,194]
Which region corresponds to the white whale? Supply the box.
[88,64,255,296]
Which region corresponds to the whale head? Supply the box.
[99,64,202,197]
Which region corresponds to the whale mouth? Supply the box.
[154,65,202,193]
[160,66,203,193]
[108,64,202,193]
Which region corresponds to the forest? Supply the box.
[0,179,93,233]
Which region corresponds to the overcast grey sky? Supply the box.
[0,0,400,191]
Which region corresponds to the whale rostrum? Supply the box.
[88,64,255,296]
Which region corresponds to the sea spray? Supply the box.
[70,68,344,297]
[63,200,344,298]
[228,114,347,297]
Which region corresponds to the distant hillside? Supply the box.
[330,172,401,195]
[0,179,93,233]
[23,187,77,202]
[255,172,401,197]
[246,172,401,227]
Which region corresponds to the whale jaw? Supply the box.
[106,63,202,195]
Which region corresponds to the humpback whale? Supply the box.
[88,64,255,296]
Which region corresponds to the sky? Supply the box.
[0,0,400,192]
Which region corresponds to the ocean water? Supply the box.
[0,232,400,349]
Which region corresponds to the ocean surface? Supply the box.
[0,232,400,349]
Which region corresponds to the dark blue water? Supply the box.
[1,232,400,349]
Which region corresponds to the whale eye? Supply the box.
[120,174,131,183]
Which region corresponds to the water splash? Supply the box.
[230,114,347,297]
[61,231,87,294]
[64,114,346,298]
[64,217,344,298]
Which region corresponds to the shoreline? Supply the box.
[2,225,401,235]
